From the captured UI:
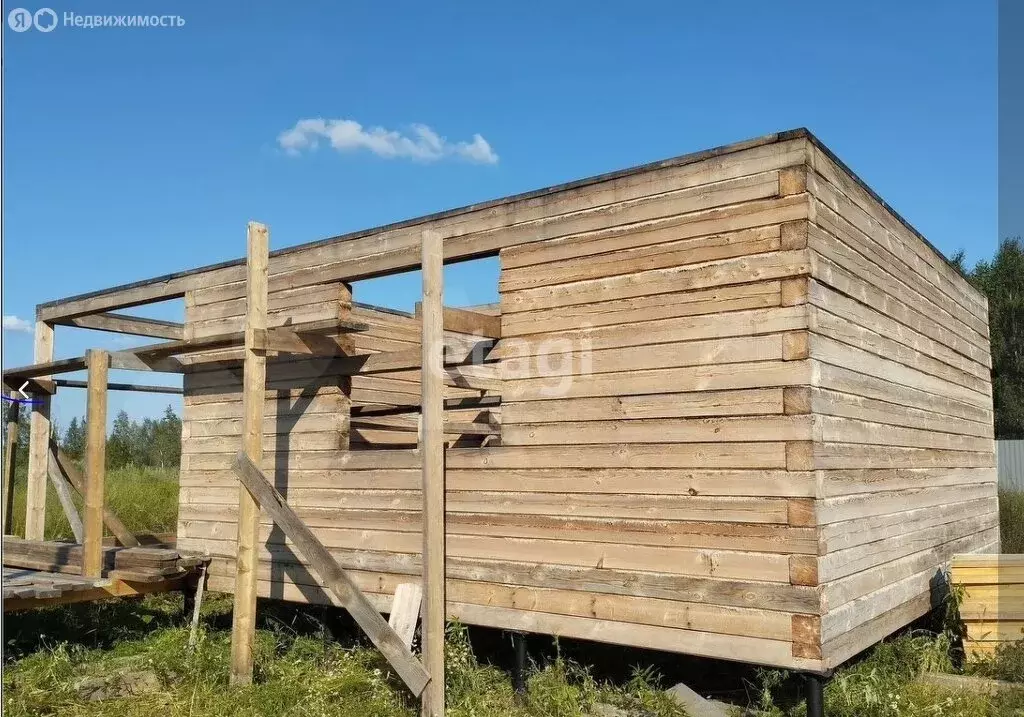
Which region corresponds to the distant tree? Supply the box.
[151,405,182,468]
[107,410,135,468]
[962,237,1024,439]
[62,417,85,459]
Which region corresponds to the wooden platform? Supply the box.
[2,537,206,611]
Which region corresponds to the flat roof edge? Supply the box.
[38,129,805,311]
[38,126,985,312]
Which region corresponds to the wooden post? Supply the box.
[2,396,20,535]
[420,229,445,717]
[230,221,269,686]
[24,320,54,540]
[82,349,109,578]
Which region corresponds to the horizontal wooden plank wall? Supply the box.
[174,136,834,671]
[803,145,999,669]
[491,143,822,667]
[951,554,1024,657]
[168,133,999,672]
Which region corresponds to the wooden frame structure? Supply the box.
[3,130,998,704]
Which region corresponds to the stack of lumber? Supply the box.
[951,554,1024,658]
[2,537,199,582]
[2,567,106,600]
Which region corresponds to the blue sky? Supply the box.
[1,0,1002,430]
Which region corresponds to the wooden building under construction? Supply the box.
[4,129,998,677]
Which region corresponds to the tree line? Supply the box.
[4,404,182,469]
[952,237,1024,439]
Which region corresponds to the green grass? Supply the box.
[6,464,179,540]
[4,594,1023,717]
[749,632,1024,717]
[998,490,1024,554]
[2,595,687,717]
[3,471,1023,714]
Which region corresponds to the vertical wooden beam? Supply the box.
[230,221,269,686]
[83,349,109,578]
[419,229,445,717]
[24,320,54,540]
[2,396,20,534]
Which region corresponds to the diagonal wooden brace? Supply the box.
[49,441,139,547]
[230,451,431,696]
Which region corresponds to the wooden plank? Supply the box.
[502,389,784,424]
[51,443,139,547]
[809,334,990,410]
[807,387,992,440]
[190,538,820,614]
[178,503,818,554]
[4,355,86,381]
[2,397,19,535]
[230,221,269,687]
[807,144,987,319]
[82,349,109,578]
[495,306,807,359]
[807,157,988,329]
[2,575,186,612]
[501,250,811,315]
[53,312,184,339]
[501,281,781,338]
[122,319,368,361]
[231,452,430,695]
[53,379,183,395]
[46,455,83,543]
[503,415,812,446]
[388,583,424,650]
[807,277,988,382]
[204,556,799,644]
[24,321,54,540]
[808,231,990,368]
[502,360,811,403]
[178,466,813,498]
[420,229,445,717]
[413,305,501,338]
[178,486,790,523]
[808,303,989,395]
[500,222,783,292]
[179,442,789,473]
[498,189,801,275]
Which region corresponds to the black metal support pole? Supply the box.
[511,631,527,695]
[805,672,825,717]
[181,580,197,623]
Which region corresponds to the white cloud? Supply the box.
[278,118,499,165]
[2,315,33,333]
